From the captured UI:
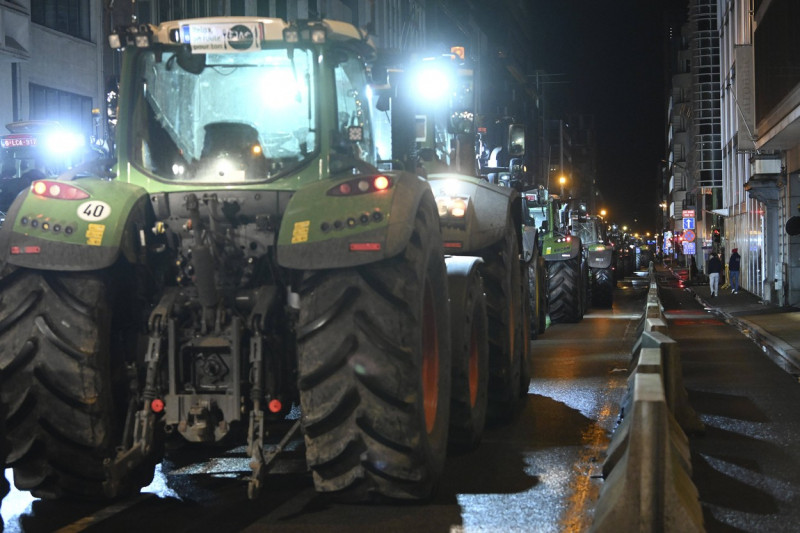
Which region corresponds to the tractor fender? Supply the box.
[521,226,539,264]
[542,236,582,262]
[276,170,433,270]
[0,178,151,271]
[444,254,484,283]
[427,173,521,254]
[587,246,613,269]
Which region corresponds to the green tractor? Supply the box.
[570,213,614,308]
[523,188,587,324]
[609,223,635,282]
[0,17,526,503]
[378,50,531,421]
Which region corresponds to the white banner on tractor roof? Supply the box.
[186,22,262,53]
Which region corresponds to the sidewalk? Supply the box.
[662,264,800,373]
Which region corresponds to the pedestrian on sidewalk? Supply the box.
[708,252,723,297]
[729,248,741,294]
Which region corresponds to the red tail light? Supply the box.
[328,175,394,196]
[31,180,89,200]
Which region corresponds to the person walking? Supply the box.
[708,252,723,297]
[729,247,741,294]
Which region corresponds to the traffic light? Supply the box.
[712,228,721,243]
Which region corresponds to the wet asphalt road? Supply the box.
[656,271,800,532]
[2,282,647,533]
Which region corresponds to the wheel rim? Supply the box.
[421,279,439,434]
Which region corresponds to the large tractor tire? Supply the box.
[527,254,547,340]
[446,260,489,450]
[536,256,548,335]
[547,256,583,324]
[519,269,532,398]
[581,256,590,316]
[613,254,624,283]
[623,254,635,278]
[480,220,526,420]
[591,267,615,308]
[1,401,8,530]
[296,193,451,501]
[0,267,154,500]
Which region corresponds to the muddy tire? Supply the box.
[527,253,548,339]
[0,268,152,500]
[1,402,8,529]
[296,193,451,501]
[547,256,583,323]
[591,267,614,308]
[581,256,590,316]
[537,256,547,335]
[480,220,525,420]
[446,261,489,450]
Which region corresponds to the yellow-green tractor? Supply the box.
[0,17,526,503]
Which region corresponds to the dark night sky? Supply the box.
[529,0,688,232]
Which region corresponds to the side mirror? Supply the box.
[508,124,525,156]
[376,94,391,112]
[786,216,800,235]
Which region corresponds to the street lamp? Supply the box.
[559,175,567,198]
[600,208,607,218]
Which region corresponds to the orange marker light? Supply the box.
[373,175,390,190]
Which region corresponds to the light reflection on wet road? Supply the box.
[2,284,646,533]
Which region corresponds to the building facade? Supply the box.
[716,0,800,305]
[665,0,723,276]
[0,1,106,141]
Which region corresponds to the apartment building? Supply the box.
[718,0,800,305]
[0,1,105,141]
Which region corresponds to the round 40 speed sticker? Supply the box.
[77,201,112,222]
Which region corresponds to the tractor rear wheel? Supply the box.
[296,193,451,501]
[1,402,8,529]
[480,220,525,420]
[592,267,615,308]
[547,256,583,323]
[536,256,548,335]
[446,262,489,450]
[527,254,545,340]
[0,267,152,500]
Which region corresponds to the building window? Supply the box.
[29,84,94,136]
[138,1,223,25]
[276,0,287,20]
[231,0,245,16]
[31,0,91,41]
